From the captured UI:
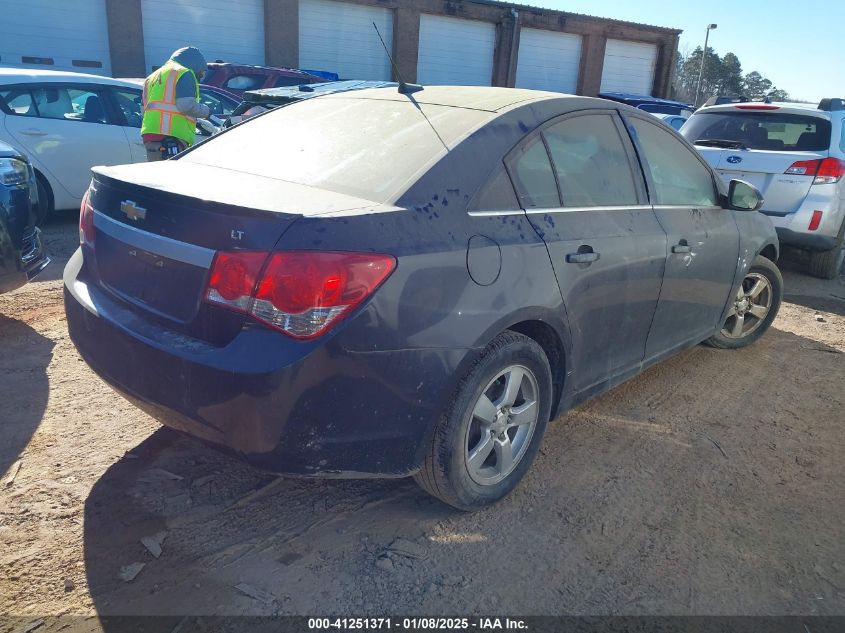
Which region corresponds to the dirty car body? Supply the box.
[0,141,48,293]
[64,87,778,492]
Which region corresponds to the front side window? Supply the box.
[630,117,719,207]
[543,114,639,207]
[112,89,143,127]
[0,89,37,117]
[506,137,560,209]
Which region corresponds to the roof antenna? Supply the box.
[372,22,423,95]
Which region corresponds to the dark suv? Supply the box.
[202,62,324,96]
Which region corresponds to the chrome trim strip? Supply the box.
[652,205,724,211]
[93,210,215,268]
[467,209,527,217]
[525,205,653,214]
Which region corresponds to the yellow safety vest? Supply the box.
[141,60,199,146]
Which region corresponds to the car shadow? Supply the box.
[82,324,845,620]
[0,313,54,478]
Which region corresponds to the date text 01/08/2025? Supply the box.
[307,618,529,630]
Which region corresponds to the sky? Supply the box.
[535,0,845,103]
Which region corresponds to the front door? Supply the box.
[508,111,667,394]
[625,115,740,359]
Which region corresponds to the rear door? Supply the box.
[626,114,739,358]
[1,83,133,200]
[683,108,832,214]
[509,110,667,393]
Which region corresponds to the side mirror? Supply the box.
[727,179,763,212]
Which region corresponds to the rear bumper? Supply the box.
[63,249,466,477]
[0,227,49,294]
[774,227,837,251]
[761,186,844,251]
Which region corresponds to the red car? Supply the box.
[201,62,323,96]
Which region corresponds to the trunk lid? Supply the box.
[87,162,374,341]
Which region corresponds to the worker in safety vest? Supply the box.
[141,47,211,161]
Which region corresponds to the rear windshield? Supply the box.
[182,96,489,202]
[682,111,832,151]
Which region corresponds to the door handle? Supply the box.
[566,251,600,264]
[672,240,692,254]
[20,129,47,136]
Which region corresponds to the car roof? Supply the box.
[246,79,398,99]
[0,67,139,88]
[321,85,577,112]
[599,92,692,108]
[696,102,833,119]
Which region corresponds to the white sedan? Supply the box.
[0,68,237,222]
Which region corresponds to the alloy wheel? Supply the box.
[721,272,773,339]
[464,365,540,486]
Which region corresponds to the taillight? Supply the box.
[815,158,845,184]
[79,188,95,246]
[808,210,823,231]
[784,160,821,176]
[784,158,845,184]
[204,251,396,339]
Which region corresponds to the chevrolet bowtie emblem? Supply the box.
[120,200,147,221]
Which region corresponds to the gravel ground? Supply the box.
[1,217,844,622]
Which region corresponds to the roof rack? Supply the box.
[818,98,844,111]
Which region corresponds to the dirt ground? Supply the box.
[2,214,844,620]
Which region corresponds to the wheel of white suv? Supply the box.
[706,256,783,349]
[808,223,845,280]
[414,331,553,511]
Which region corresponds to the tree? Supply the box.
[718,52,743,95]
[742,71,772,99]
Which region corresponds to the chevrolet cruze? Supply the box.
[64,87,781,510]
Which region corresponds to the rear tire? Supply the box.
[34,172,54,226]
[706,255,782,349]
[414,331,553,511]
[807,241,845,280]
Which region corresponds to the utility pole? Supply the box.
[694,23,718,107]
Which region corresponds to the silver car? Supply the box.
[683,99,845,278]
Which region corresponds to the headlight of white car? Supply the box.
[0,158,29,187]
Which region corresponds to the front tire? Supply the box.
[414,331,553,511]
[706,255,782,349]
[34,172,54,226]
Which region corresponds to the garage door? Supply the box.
[600,39,658,95]
[299,0,393,80]
[142,0,265,73]
[0,0,111,75]
[515,29,581,94]
[417,15,495,86]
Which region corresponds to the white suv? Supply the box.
[682,98,845,278]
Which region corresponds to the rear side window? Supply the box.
[543,114,639,207]
[506,137,560,209]
[630,117,718,207]
[682,111,832,151]
[223,74,265,90]
[469,163,519,211]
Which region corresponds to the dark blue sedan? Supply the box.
[64,87,781,509]
[0,141,48,294]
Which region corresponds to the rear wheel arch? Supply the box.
[506,320,567,416]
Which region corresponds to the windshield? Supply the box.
[182,96,490,202]
[682,111,832,152]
